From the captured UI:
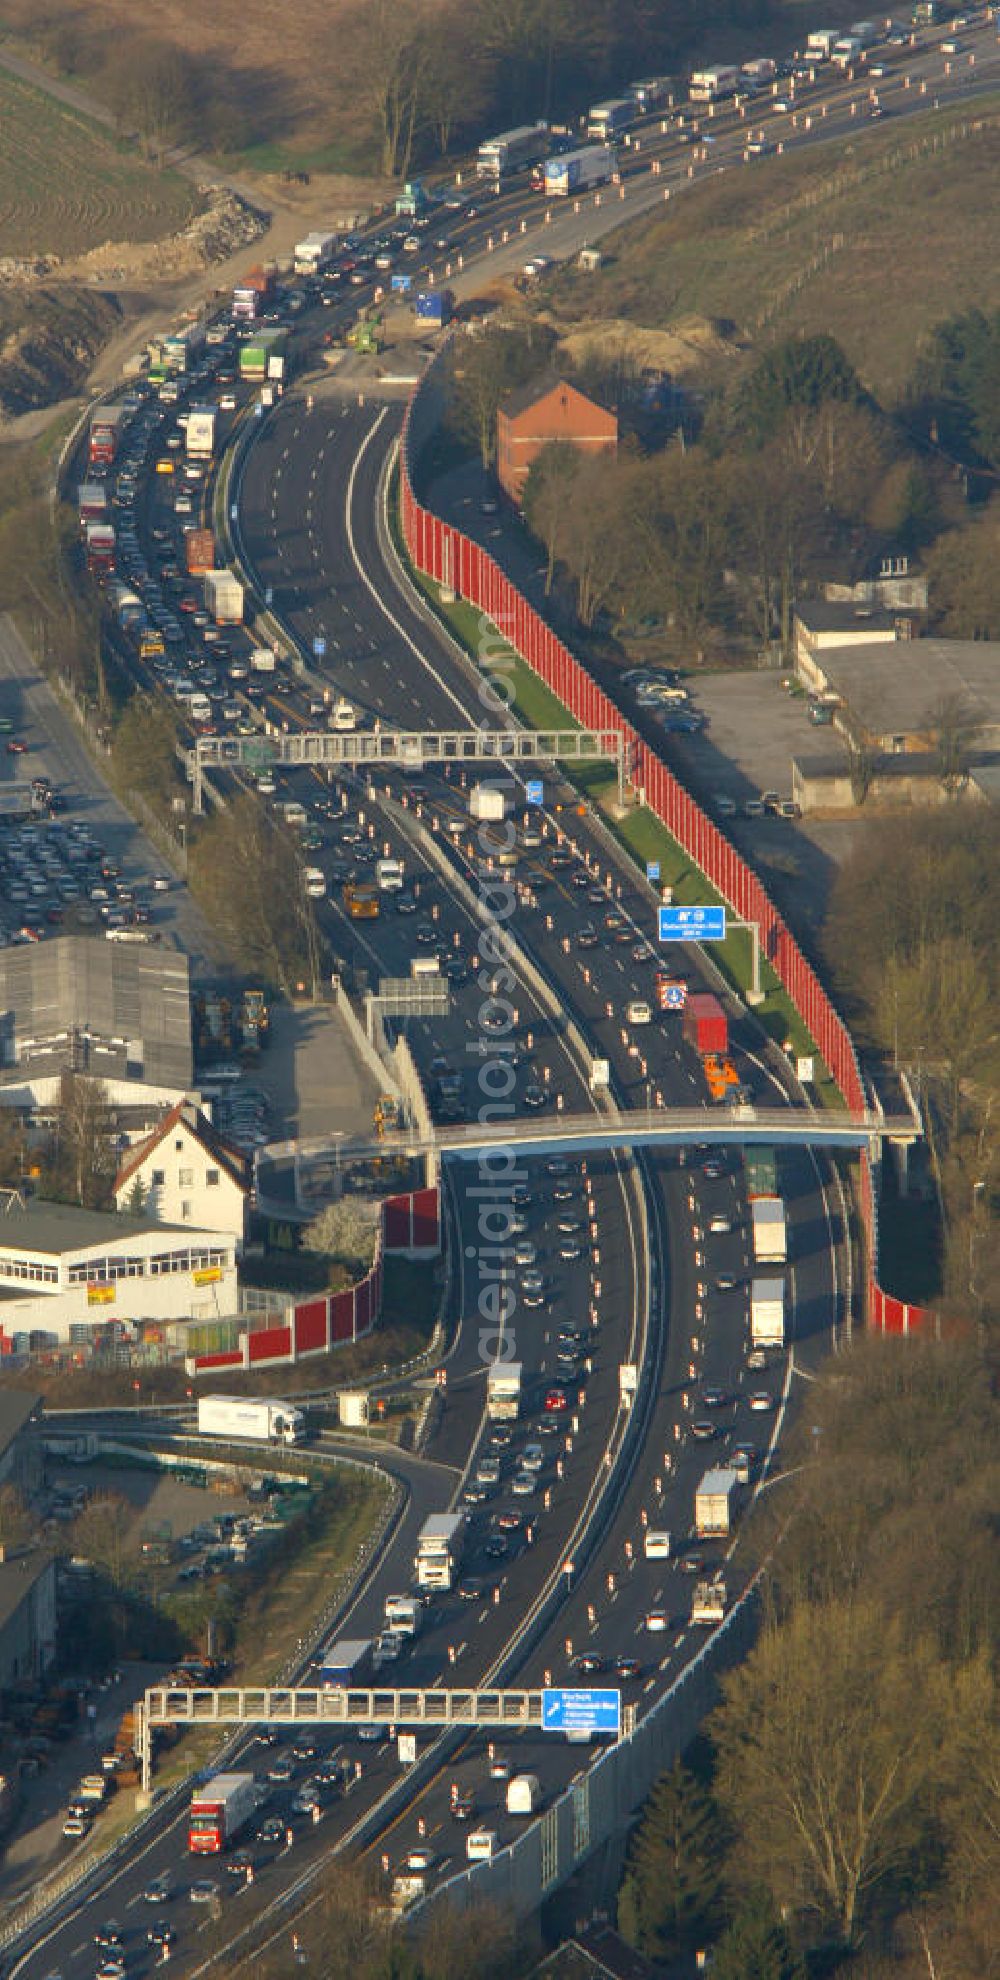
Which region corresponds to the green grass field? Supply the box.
[0,71,198,258]
[547,94,1000,400]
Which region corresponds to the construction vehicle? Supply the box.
[374,1095,401,1138]
[344,880,380,919]
[346,308,384,356]
[702,1052,740,1103]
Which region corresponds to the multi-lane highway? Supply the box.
[23,14,987,1965]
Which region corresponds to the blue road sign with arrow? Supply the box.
[541,1689,621,1735]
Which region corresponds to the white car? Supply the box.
[644,1609,669,1633]
[749,1391,775,1412]
[511,1473,536,1497]
[709,1215,732,1234]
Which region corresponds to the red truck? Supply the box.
[682,993,728,1057]
[88,405,125,470]
[85,523,116,576]
[188,1772,261,1854]
[184,526,215,576]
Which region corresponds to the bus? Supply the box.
[477,124,549,182]
[586,97,635,141]
[343,880,380,919]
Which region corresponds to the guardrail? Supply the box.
[397,345,934,1338]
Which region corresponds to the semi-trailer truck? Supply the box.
[204,570,244,625]
[188,1772,261,1853]
[487,1364,522,1421]
[751,1196,787,1264]
[88,405,125,470]
[751,1277,786,1348]
[196,1395,305,1446]
[543,145,615,197]
[319,1636,374,1687]
[415,1512,465,1591]
[682,994,728,1057]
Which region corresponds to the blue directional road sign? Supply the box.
[391,274,412,293]
[542,1688,621,1736]
[646,860,660,884]
[658,904,726,943]
[525,779,544,807]
[312,635,327,661]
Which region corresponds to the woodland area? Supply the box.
[617,1339,999,1980]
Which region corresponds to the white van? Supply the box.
[626,1000,652,1026]
[330,698,356,732]
[280,801,308,829]
[644,1529,671,1560]
[303,867,326,899]
[466,1829,497,1862]
[410,957,441,978]
[376,857,404,892]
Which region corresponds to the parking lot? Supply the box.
[0,617,224,974]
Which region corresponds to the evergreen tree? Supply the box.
[617,1758,723,1959]
[712,1890,806,1980]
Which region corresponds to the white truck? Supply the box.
[831,34,862,64]
[691,1578,727,1626]
[487,1363,522,1421]
[250,645,277,674]
[376,857,405,893]
[469,783,508,822]
[543,145,615,197]
[204,569,244,625]
[751,1277,786,1348]
[695,1467,739,1539]
[384,1594,422,1637]
[415,1512,465,1591]
[506,1774,541,1815]
[188,1772,262,1854]
[806,27,839,57]
[197,1395,305,1446]
[751,1196,787,1264]
[185,408,217,459]
[329,697,356,732]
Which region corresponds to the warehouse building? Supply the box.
[0,937,192,1113]
[0,1198,236,1348]
[794,636,1000,755]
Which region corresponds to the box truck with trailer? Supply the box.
[78,482,107,523]
[543,145,615,197]
[487,1364,522,1421]
[751,1277,786,1348]
[85,523,116,575]
[184,527,215,576]
[188,1772,261,1853]
[88,405,126,470]
[751,1197,787,1264]
[689,65,741,101]
[477,124,550,182]
[695,1467,739,1539]
[415,1512,465,1591]
[806,28,840,57]
[196,1395,304,1446]
[627,76,672,112]
[745,1147,778,1199]
[294,231,337,275]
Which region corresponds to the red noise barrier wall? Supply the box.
[401,371,933,1336]
[191,1186,440,1373]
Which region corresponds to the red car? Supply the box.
[544,1388,568,1413]
[6,738,27,754]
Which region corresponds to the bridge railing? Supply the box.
[398,350,932,1335]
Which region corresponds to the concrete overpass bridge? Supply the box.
[257,1102,919,1175]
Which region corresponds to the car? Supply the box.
[520,1269,544,1293]
[544,1388,568,1413]
[405,1846,435,1871]
[702,1159,725,1179]
[701,1388,729,1409]
[487,1755,511,1781]
[256,1815,286,1844]
[226,1849,255,1876]
[572,1652,607,1675]
[357,1723,388,1742]
[709,1215,732,1234]
[483,1534,508,1559]
[457,1577,489,1601]
[189,1879,220,1903]
[749,1391,775,1412]
[476,1457,501,1486]
[143,1873,174,1903]
[495,1510,523,1531]
[559,1240,584,1261]
[520,1442,545,1470]
[62,1813,91,1837]
[691,1420,716,1441]
[746,1349,768,1372]
[267,1757,294,1783]
[614,1656,643,1679]
[6,738,27,753]
[678,1553,704,1576]
[645,1609,670,1633]
[511,1472,536,1497]
[450,1790,476,1821]
[96,1963,125,1980]
[291,1792,321,1816]
[513,1241,536,1267]
[292,1739,318,1761]
[714,1274,740,1293]
[93,1925,123,1950]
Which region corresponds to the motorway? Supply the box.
[18,15,993,1970]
